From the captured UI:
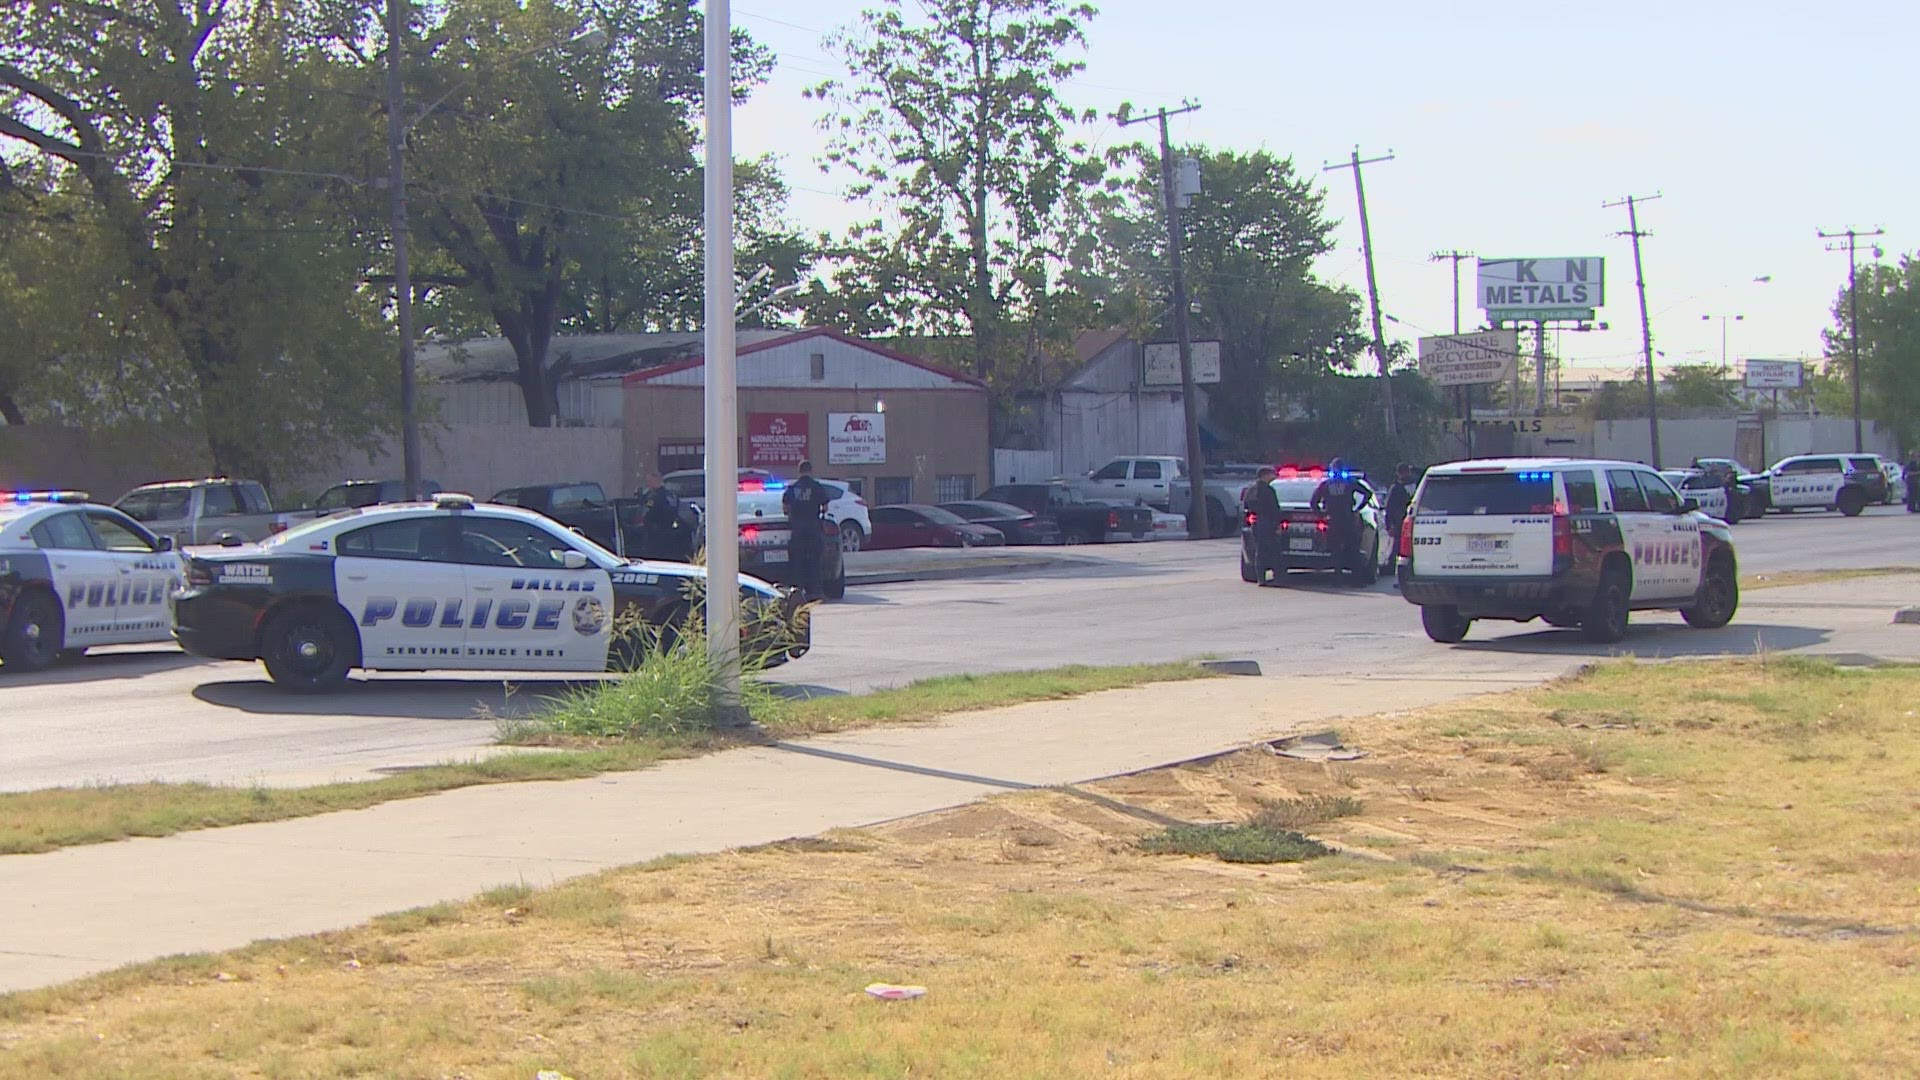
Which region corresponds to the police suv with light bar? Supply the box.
[1396,459,1738,644]
[0,491,184,670]
[1238,466,1386,585]
[171,494,810,690]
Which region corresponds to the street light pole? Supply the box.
[703,0,745,725]
[384,0,424,501]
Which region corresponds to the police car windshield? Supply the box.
[1417,473,1557,515]
[257,514,342,548]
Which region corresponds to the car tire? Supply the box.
[1837,489,1866,517]
[824,560,847,600]
[1421,605,1471,644]
[259,604,357,691]
[56,647,88,661]
[1582,569,1631,644]
[837,521,865,553]
[1,591,64,672]
[1349,547,1378,586]
[1240,550,1259,583]
[1682,554,1739,629]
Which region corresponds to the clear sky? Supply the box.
[727,1,1912,380]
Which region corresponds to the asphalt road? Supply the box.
[3,505,1916,793]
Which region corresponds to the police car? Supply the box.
[171,494,809,691]
[1756,455,1880,517]
[0,491,184,671]
[1659,469,1743,524]
[1238,467,1385,585]
[1397,459,1738,644]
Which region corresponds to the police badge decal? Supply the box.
[572,597,608,635]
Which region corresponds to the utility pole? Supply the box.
[1430,250,1475,456]
[1818,226,1885,453]
[1606,193,1662,468]
[703,0,745,724]
[1533,321,1548,414]
[384,0,424,501]
[1701,313,1744,378]
[1120,103,1209,540]
[1326,149,1397,436]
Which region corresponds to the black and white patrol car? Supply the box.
[1396,459,1739,644]
[171,495,810,690]
[0,491,185,671]
[1754,454,1882,517]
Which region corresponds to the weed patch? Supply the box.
[1140,823,1332,864]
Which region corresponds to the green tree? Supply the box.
[805,0,1103,386]
[0,0,392,482]
[1659,363,1736,410]
[1821,254,1920,444]
[1070,145,1367,450]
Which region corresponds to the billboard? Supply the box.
[1743,359,1804,390]
[1417,330,1519,387]
[1143,340,1222,385]
[1477,257,1604,322]
[827,412,887,465]
[745,411,809,469]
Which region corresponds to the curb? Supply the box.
[847,556,1081,587]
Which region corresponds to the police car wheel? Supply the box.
[824,562,847,600]
[1421,605,1472,644]
[260,605,356,691]
[1582,571,1631,644]
[1,592,65,672]
[1837,490,1866,517]
[1682,555,1739,630]
[1239,551,1258,583]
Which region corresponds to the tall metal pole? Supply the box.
[384,0,424,501]
[1328,149,1397,435]
[1608,193,1663,468]
[1120,103,1207,540]
[1534,321,1548,414]
[1432,250,1474,458]
[703,0,744,722]
[1818,226,1882,453]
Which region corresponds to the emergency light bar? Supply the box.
[6,490,89,504]
[738,479,787,493]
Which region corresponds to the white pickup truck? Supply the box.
[114,478,317,546]
[1069,456,1242,537]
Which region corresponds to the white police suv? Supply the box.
[1397,459,1739,644]
[1757,455,1880,516]
[171,494,809,690]
[0,491,185,671]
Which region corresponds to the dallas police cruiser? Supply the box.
[1397,459,1738,644]
[0,491,185,671]
[171,494,809,690]
[1754,454,1880,517]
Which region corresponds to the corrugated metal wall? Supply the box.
[423,382,622,427]
[640,337,969,389]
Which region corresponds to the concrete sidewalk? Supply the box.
[0,669,1540,994]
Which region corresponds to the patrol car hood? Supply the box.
[619,557,783,600]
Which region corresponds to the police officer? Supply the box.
[1382,463,1416,574]
[782,459,830,599]
[1905,453,1920,513]
[1311,457,1365,584]
[1244,466,1282,586]
[636,471,688,561]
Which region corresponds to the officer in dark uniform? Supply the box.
[1311,457,1365,583]
[636,471,688,561]
[782,459,830,599]
[1382,463,1416,574]
[1905,453,1920,513]
[1244,466,1282,586]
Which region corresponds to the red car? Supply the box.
[867,504,1007,549]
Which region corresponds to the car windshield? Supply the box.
[1417,473,1558,515]
[116,488,192,522]
[259,512,354,548]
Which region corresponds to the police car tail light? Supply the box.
[1244,510,1256,528]
[1398,515,1415,559]
[1552,512,1574,558]
[1107,510,1120,530]
[741,524,760,543]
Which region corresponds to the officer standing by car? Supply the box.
[1243,465,1282,586]
[1382,463,1416,575]
[1905,453,1920,513]
[1311,457,1365,582]
[636,470,688,561]
[782,459,830,599]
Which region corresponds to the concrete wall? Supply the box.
[625,384,991,504]
[277,425,625,503]
[1565,417,1899,469]
[0,426,215,502]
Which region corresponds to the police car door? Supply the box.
[1772,457,1844,509]
[1610,469,1700,601]
[81,510,178,644]
[26,510,117,648]
[453,513,613,671]
[333,517,469,669]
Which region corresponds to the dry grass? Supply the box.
[4,657,1919,1076]
[1741,564,1920,590]
[0,663,1212,856]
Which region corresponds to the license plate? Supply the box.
[761,550,789,563]
[1466,537,1510,553]
[1289,538,1316,552]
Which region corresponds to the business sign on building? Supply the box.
[1477,257,1604,322]
[827,412,887,465]
[1743,359,1804,390]
[745,411,809,469]
[1143,339,1222,385]
[1417,330,1519,387]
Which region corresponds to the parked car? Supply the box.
[115,478,314,546]
[1070,455,1241,536]
[1238,470,1384,585]
[1,491,184,670]
[489,481,634,555]
[727,488,847,598]
[1755,454,1880,516]
[309,478,442,512]
[664,469,870,552]
[1660,469,1746,523]
[867,505,1007,549]
[976,482,1153,544]
[1146,509,1188,540]
[936,500,1063,545]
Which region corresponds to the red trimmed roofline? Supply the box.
[620,327,986,388]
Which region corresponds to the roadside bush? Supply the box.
[1140,823,1331,864]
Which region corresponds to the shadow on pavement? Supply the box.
[1456,622,1829,659]
[765,682,850,701]
[191,676,607,719]
[824,592,897,607]
[0,648,210,688]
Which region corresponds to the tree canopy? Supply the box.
[1822,253,1920,444]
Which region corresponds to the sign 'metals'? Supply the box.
[1477,257,1604,322]
[1416,330,1519,387]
